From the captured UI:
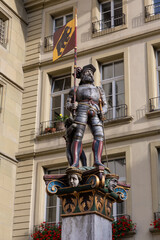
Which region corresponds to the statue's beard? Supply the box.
[81,75,94,84]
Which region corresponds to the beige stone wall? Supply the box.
[0,1,27,240]
[13,0,160,239]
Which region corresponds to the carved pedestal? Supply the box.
[62,214,112,240]
[44,166,130,240]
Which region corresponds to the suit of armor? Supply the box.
[66,64,107,167]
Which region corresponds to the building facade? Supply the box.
[0,0,27,239]
[1,0,160,239]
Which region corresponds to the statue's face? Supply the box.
[108,178,118,192]
[81,69,94,84]
[69,174,79,187]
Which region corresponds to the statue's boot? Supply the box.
[92,139,105,167]
[71,140,82,167]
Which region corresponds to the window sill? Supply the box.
[145,110,160,119]
[149,228,160,235]
[92,24,127,38]
[117,230,136,239]
[36,129,65,140]
[145,14,160,23]
[104,116,133,127]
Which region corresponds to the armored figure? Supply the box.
[66,64,108,168]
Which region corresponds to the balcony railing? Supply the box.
[149,96,160,112]
[154,212,160,220]
[104,104,128,122]
[92,14,125,34]
[145,2,160,18]
[44,35,54,52]
[39,120,65,135]
[113,214,130,221]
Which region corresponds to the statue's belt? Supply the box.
[78,101,99,112]
[79,99,99,105]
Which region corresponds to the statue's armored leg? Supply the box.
[92,139,105,167]
[80,150,87,166]
[89,119,105,167]
[71,140,82,167]
[71,124,86,167]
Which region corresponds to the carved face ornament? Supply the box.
[69,174,80,187]
[108,178,118,192]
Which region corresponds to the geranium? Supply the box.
[150,218,160,230]
[112,216,136,240]
[31,222,61,240]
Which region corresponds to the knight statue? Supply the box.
[66,64,108,168]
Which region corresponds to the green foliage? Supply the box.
[55,114,68,122]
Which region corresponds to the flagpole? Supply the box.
[73,8,77,118]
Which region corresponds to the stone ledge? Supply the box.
[145,14,160,23]
[146,110,160,119]
[104,116,133,127]
[36,129,65,140]
[92,24,127,38]
[149,227,160,235]
[117,230,136,239]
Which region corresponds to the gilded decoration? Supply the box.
[95,193,105,213]
[78,191,94,212]
[62,194,77,214]
[44,166,130,219]
[105,198,113,217]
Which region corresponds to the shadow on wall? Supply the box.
[135,105,148,123]
[14,0,28,42]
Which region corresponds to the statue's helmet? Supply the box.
[79,64,96,84]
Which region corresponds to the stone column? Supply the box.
[62,214,112,240]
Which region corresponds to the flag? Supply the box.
[53,18,75,62]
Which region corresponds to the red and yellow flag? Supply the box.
[53,19,75,62]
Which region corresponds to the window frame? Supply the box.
[52,13,73,33]
[156,50,160,97]
[150,142,160,213]
[104,157,126,218]
[100,0,123,29]
[0,11,9,48]
[101,59,125,120]
[50,74,71,121]
[0,84,3,113]
[45,167,66,224]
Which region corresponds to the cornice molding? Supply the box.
[24,0,70,13]
[1,0,28,25]
[0,151,18,164]
[22,26,160,72]
[0,72,24,92]
[16,126,160,160]
[146,110,160,119]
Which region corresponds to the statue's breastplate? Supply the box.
[76,84,100,103]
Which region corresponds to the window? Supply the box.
[53,13,73,33]
[154,0,160,15]
[149,50,160,111]
[101,60,126,120]
[100,0,123,29]
[158,149,160,210]
[104,158,126,217]
[44,13,73,51]
[145,0,160,19]
[45,168,66,224]
[0,84,3,112]
[51,75,71,120]
[0,12,8,48]
[156,50,160,98]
